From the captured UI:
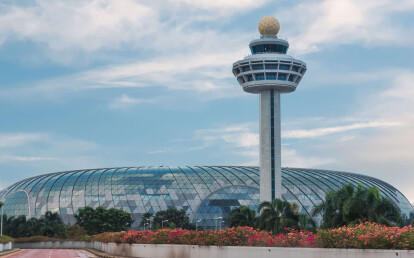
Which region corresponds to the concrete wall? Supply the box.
[0,242,12,252]
[14,241,414,258]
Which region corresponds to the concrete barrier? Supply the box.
[14,241,414,258]
[0,242,12,252]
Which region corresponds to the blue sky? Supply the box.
[1,0,414,202]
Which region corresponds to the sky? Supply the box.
[0,0,414,203]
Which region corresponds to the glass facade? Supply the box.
[250,44,288,54]
[0,166,412,229]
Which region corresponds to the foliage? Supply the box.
[0,235,14,244]
[90,222,414,249]
[2,211,66,238]
[75,206,133,235]
[228,206,256,228]
[312,184,404,228]
[315,222,414,249]
[92,226,316,247]
[257,198,304,233]
[66,224,87,240]
[14,235,61,243]
[152,208,195,230]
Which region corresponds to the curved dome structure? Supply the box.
[0,166,412,229]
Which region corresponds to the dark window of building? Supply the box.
[266,73,276,80]
[278,73,287,80]
[279,64,290,70]
[252,64,264,70]
[247,75,253,81]
[241,66,251,72]
[291,66,299,72]
[251,44,288,54]
[255,73,264,80]
[265,64,278,69]
[237,77,245,83]
[288,75,295,82]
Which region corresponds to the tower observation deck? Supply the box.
[232,16,307,203]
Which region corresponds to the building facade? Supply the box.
[0,166,412,229]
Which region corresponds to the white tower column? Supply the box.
[259,90,281,203]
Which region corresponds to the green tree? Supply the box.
[312,184,403,228]
[152,208,194,230]
[258,198,300,233]
[2,212,66,238]
[228,206,256,227]
[298,214,316,231]
[75,206,133,235]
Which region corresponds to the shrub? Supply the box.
[315,222,414,249]
[14,235,61,243]
[0,235,14,244]
[66,224,87,240]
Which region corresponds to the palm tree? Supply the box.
[298,214,316,231]
[312,183,354,228]
[258,198,299,233]
[228,206,256,227]
[313,184,403,228]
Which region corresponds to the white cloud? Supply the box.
[282,121,401,139]
[0,155,57,162]
[0,0,262,60]
[148,148,171,155]
[109,94,155,109]
[0,50,246,101]
[0,0,156,51]
[0,133,46,148]
[278,0,414,54]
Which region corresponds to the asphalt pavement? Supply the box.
[3,249,96,258]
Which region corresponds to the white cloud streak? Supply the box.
[279,0,414,55]
[282,121,401,139]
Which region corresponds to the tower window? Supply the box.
[255,73,264,80]
[279,64,290,70]
[247,75,253,82]
[266,73,276,80]
[241,66,251,72]
[278,73,287,80]
[288,75,295,82]
[252,64,264,70]
[291,66,299,72]
[265,64,278,69]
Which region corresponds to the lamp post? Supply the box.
[0,202,3,236]
[146,218,151,231]
[162,220,168,229]
[215,217,222,231]
[219,220,225,231]
[196,219,201,232]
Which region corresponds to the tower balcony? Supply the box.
[232,54,307,94]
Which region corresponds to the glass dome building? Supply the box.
[0,166,412,229]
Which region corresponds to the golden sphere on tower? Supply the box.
[258,16,280,36]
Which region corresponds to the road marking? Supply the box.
[1,249,25,257]
[48,249,53,258]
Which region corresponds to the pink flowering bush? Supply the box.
[89,223,414,250]
[91,226,317,247]
[315,222,414,249]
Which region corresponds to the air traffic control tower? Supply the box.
[232,16,307,203]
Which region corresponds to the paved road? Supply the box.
[5,249,94,258]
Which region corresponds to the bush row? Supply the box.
[14,222,414,250]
